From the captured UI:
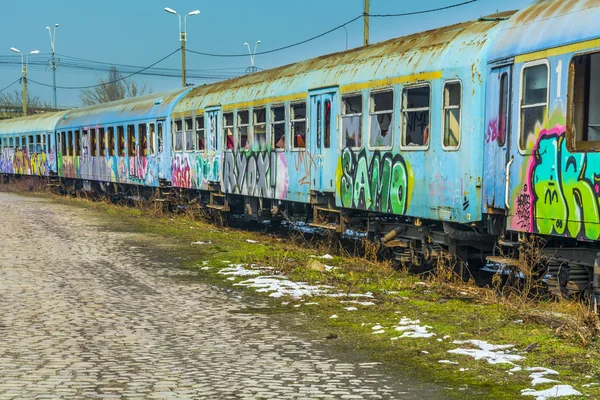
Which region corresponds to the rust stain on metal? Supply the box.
[181,17,507,111]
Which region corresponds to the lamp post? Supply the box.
[11,47,39,116]
[164,7,200,87]
[244,40,260,74]
[46,23,59,109]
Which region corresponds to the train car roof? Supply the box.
[56,87,191,129]
[0,111,66,135]
[489,0,600,62]
[173,14,514,115]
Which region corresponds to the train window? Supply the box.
[568,52,600,151]
[75,130,81,157]
[46,134,50,151]
[237,110,250,151]
[139,124,148,157]
[35,135,42,152]
[174,119,183,152]
[127,125,136,156]
[99,128,106,156]
[108,127,115,157]
[498,73,509,147]
[196,116,205,151]
[67,131,72,156]
[158,122,163,153]
[149,123,156,155]
[443,81,461,150]
[22,135,26,151]
[271,105,285,150]
[369,89,393,149]
[316,100,322,148]
[520,62,548,151]
[402,85,430,148]
[91,129,98,157]
[15,136,20,149]
[60,132,66,156]
[253,108,266,149]
[224,112,234,150]
[184,117,194,151]
[291,101,307,149]
[29,135,34,154]
[324,100,331,149]
[117,126,125,157]
[9,137,14,149]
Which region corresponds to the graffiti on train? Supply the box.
[223,150,288,198]
[339,148,409,214]
[519,124,600,240]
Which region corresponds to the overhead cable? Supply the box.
[369,0,477,17]
[28,49,180,90]
[0,78,21,94]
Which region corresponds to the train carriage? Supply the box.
[170,15,509,230]
[0,112,62,177]
[53,87,191,191]
[483,0,600,298]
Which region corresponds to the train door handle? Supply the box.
[505,156,514,211]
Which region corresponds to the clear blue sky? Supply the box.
[1,0,535,107]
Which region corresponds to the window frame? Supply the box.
[184,117,194,152]
[271,103,286,151]
[223,111,235,151]
[498,73,509,147]
[341,92,364,150]
[195,115,205,152]
[368,88,395,151]
[149,123,156,155]
[518,59,550,154]
[566,50,600,152]
[236,109,250,151]
[127,124,136,157]
[99,127,106,157]
[400,83,431,151]
[173,119,183,153]
[441,79,462,151]
[252,107,267,150]
[290,100,307,151]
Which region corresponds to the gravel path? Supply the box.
[0,193,446,399]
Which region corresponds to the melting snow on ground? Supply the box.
[521,385,582,399]
[391,317,436,339]
[448,340,524,365]
[218,264,261,277]
[191,240,212,245]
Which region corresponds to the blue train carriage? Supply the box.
[172,13,510,259]
[54,87,191,193]
[170,70,320,216]
[484,0,600,299]
[0,112,63,177]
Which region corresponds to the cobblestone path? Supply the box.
[0,193,445,399]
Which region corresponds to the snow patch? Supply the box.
[448,340,524,365]
[521,385,582,399]
[391,317,436,339]
[526,367,559,386]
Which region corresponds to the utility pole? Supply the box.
[165,7,200,88]
[364,0,370,46]
[46,24,59,109]
[10,47,39,117]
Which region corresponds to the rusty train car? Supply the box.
[1,0,599,301]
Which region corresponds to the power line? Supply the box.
[369,0,477,17]
[186,0,477,58]
[187,15,364,58]
[0,78,21,94]
[28,49,181,90]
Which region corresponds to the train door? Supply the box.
[484,64,512,212]
[309,88,338,192]
[205,107,222,184]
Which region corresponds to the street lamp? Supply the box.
[244,40,260,74]
[164,7,200,87]
[11,47,39,116]
[46,23,59,109]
